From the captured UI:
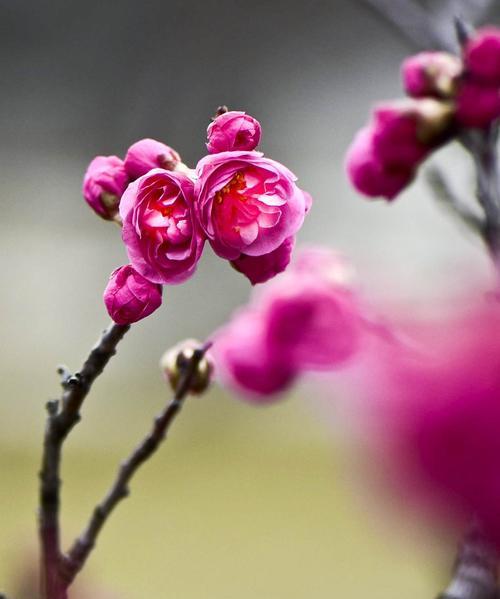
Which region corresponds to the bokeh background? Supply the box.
[1,1,499,597]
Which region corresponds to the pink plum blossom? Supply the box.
[124,138,181,180]
[120,168,205,285]
[207,111,262,153]
[212,248,363,401]
[195,151,309,260]
[103,264,162,324]
[360,301,500,548]
[230,236,295,285]
[82,155,129,220]
[345,127,414,200]
[401,52,461,98]
[464,27,500,86]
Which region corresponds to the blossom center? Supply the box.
[212,170,282,248]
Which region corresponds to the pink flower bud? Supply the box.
[230,236,295,285]
[213,308,298,401]
[464,27,500,85]
[346,100,453,200]
[206,111,262,153]
[401,52,462,98]
[371,100,434,168]
[82,155,129,220]
[455,80,500,128]
[124,138,181,180]
[345,127,415,200]
[103,264,162,324]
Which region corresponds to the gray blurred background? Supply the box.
[1,1,499,598]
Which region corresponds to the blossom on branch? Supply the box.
[195,151,309,261]
[103,264,162,324]
[120,168,205,285]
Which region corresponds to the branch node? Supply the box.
[45,400,59,416]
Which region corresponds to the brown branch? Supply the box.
[60,342,211,587]
[438,523,498,599]
[39,322,130,599]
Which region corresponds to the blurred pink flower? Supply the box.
[464,27,500,86]
[346,99,451,201]
[361,300,500,547]
[213,248,363,401]
[120,168,205,284]
[401,51,461,99]
[455,80,500,128]
[103,264,162,324]
[195,151,309,260]
[345,127,414,200]
[230,236,295,285]
[82,155,129,220]
[124,138,181,179]
[207,111,262,153]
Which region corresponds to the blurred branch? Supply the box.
[460,128,500,276]
[438,523,498,599]
[39,322,130,599]
[427,167,484,235]
[60,341,211,587]
[359,0,453,50]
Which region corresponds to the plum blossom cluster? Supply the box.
[346,27,500,200]
[360,299,500,549]
[212,248,371,400]
[82,110,311,324]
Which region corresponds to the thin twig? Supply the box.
[427,167,484,235]
[60,342,211,586]
[39,322,130,599]
[359,0,452,51]
[438,523,498,599]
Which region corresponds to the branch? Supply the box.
[438,523,498,599]
[39,322,130,599]
[359,0,453,51]
[460,128,500,274]
[427,167,484,236]
[60,342,211,586]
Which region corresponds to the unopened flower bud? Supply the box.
[124,138,182,180]
[160,339,214,394]
[402,52,462,99]
[82,155,129,221]
[206,111,262,153]
[464,27,500,86]
[230,236,295,285]
[456,80,500,129]
[103,264,162,324]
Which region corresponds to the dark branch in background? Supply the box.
[438,523,498,599]
[59,341,212,587]
[358,2,500,598]
[39,322,130,599]
[359,0,493,52]
[427,167,484,235]
[359,0,452,50]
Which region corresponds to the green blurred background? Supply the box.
[1,0,499,596]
